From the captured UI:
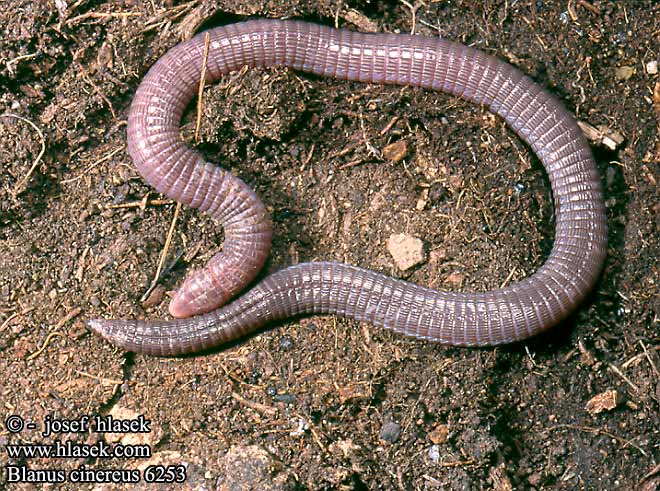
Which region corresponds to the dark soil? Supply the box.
[1,1,659,490]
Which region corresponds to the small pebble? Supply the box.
[387,233,426,271]
[647,60,658,75]
[279,335,294,351]
[290,418,308,436]
[428,444,440,463]
[379,421,401,444]
[428,424,449,444]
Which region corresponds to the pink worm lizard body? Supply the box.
[88,19,607,356]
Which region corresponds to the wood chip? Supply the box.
[578,121,625,151]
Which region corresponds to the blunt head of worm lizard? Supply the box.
[87,20,607,355]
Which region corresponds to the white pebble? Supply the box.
[387,233,426,271]
[428,445,440,463]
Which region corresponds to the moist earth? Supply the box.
[1,1,659,490]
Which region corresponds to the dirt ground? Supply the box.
[1,1,659,490]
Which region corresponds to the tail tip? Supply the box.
[86,319,107,336]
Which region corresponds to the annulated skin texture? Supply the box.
[88,19,607,356]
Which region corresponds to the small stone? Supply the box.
[428,424,449,444]
[647,60,658,75]
[382,139,408,162]
[379,421,401,444]
[341,9,379,32]
[387,233,425,271]
[586,389,619,415]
